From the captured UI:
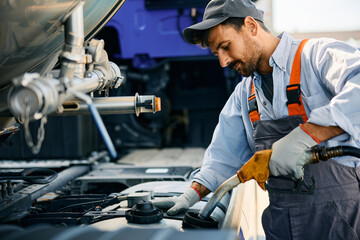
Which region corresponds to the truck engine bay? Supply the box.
[0,0,243,239]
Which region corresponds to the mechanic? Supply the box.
[153,0,360,238]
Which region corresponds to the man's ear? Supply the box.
[244,16,258,36]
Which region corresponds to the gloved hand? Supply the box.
[237,149,273,191]
[151,187,200,215]
[269,125,320,179]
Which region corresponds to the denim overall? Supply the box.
[249,40,360,239]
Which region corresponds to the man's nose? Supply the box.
[218,52,230,68]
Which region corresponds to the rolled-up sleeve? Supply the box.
[306,40,360,141]
[192,84,253,192]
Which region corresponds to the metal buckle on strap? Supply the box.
[265,176,316,195]
[286,84,301,106]
[248,94,258,114]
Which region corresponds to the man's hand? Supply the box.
[151,182,210,215]
[237,149,272,190]
[269,125,319,179]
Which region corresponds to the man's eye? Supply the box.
[223,44,230,50]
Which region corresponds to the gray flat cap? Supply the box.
[183,0,264,44]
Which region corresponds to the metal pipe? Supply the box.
[198,174,241,220]
[6,5,122,121]
[60,94,161,116]
[60,1,85,80]
[64,3,84,48]
[64,70,103,95]
[62,96,136,114]
[7,67,120,120]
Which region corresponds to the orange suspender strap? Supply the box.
[248,39,309,123]
[248,81,260,122]
[287,39,309,122]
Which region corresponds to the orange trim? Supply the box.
[249,110,260,122]
[251,80,255,95]
[248,39,309,123]
[248,94,256,101]
[300,124,321,143]
[190,186,202,200]
[287,86,299,91]
[155,97,161,112]
[248,81,260,122]
[288,39,309,122]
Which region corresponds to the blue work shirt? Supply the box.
[193,32,360,192]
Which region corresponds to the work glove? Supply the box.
[269,125,320,179]
[237,149,273,191]
[151,187,200,215]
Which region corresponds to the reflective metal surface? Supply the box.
[61,95,161,116]
[0,0,126,89]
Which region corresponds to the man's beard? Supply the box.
[229,41,262,77]
[230,60,258,77]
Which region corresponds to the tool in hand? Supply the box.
[198,145,360,220]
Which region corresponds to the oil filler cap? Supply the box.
[125,200,163,224]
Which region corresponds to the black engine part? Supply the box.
[125,200,163,224]
[182,209,218,229]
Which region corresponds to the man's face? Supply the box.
[207,24,262,77]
